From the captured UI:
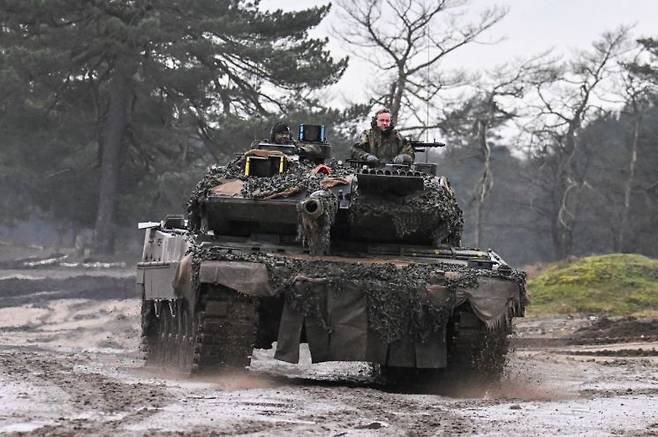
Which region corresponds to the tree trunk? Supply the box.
[54,224,66,253]
[616,115,640,252]
[389,72,406,126]
[473,193,482,249]
[553,220,574,260]
[552,174,576,260]
[93,69,133,255]
[552,226,564,260]
[551,123,580,260]
[473,119,493,248]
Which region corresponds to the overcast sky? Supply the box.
[261,0,658,107]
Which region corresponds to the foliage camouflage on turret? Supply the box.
[349,176,463,244]
[187,154,463,245]
[187,157,352,231]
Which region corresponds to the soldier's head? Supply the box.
[372,108,392,132]
[270,122,292,144]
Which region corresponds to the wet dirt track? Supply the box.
[1,270,658,436]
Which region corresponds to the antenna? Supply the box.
[425,24,431,163]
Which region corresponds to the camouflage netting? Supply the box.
[184,151,496,342]
[296,190,338,256]
[349,176,463,245]
[188,242,527,344]
[186,156,352,232]
[187,157,242,231]
[186,151,463,245]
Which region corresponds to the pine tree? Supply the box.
[0,0,346,253]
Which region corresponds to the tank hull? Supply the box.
[137,226,525,375]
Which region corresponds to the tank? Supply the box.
[136,124,527,385]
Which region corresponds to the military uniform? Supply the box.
[351,127,414,163]
[259,122,327,164]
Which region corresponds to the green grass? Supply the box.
[528,254,658,315]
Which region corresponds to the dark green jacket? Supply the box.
[351,127,414,162]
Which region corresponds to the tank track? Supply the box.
[446,310,511,380]
[381,310,511,389]
[192,285,258,373]
[141,284,258,374]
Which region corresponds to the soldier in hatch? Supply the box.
[351,108,415,165]
[268,121,326,164]
[270,122,293,144]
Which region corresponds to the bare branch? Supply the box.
[334,0,506,124]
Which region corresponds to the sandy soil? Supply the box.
[1,270,657,436]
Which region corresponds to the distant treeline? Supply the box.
[1,1,656,263]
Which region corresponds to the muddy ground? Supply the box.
[1,268,657,436]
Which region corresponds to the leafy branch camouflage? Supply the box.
[187,153,463,245]
[297,190,338,256]
[187,156,353,231]
[349,175,463,244]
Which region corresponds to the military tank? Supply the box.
[136,124,526,384]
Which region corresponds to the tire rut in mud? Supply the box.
[0,350,170,435]
[296,386,477,435]
[0,275,136,307]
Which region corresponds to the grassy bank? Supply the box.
[528,254,658,315]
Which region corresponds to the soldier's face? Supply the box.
[274,132,291,144]
[376,113,391,130]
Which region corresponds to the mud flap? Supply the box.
[274,304,305,363]
[365,329,388,364]
[275,277,448,368]
[275,280,368,363]
[414,327,447,368]
[416,284,451,368]
[383,332,446,368]
[318,281,367,362]
[456,277,520,329]
[373,324,447,368]
[143,263,179,300]
[378,284,450,368]
[303,283,330,362]
[386,333,416,367]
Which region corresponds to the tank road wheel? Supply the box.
[191,285,258,374]
[447,311,511,382]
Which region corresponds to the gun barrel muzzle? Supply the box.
[301,198,324,219]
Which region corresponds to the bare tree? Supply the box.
[437,58,546,247]
[615,55,654,251]
[334,0,506,125]
[527,27,630,259]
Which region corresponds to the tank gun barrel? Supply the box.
[410,140,446,152]
[300,197,324,219]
